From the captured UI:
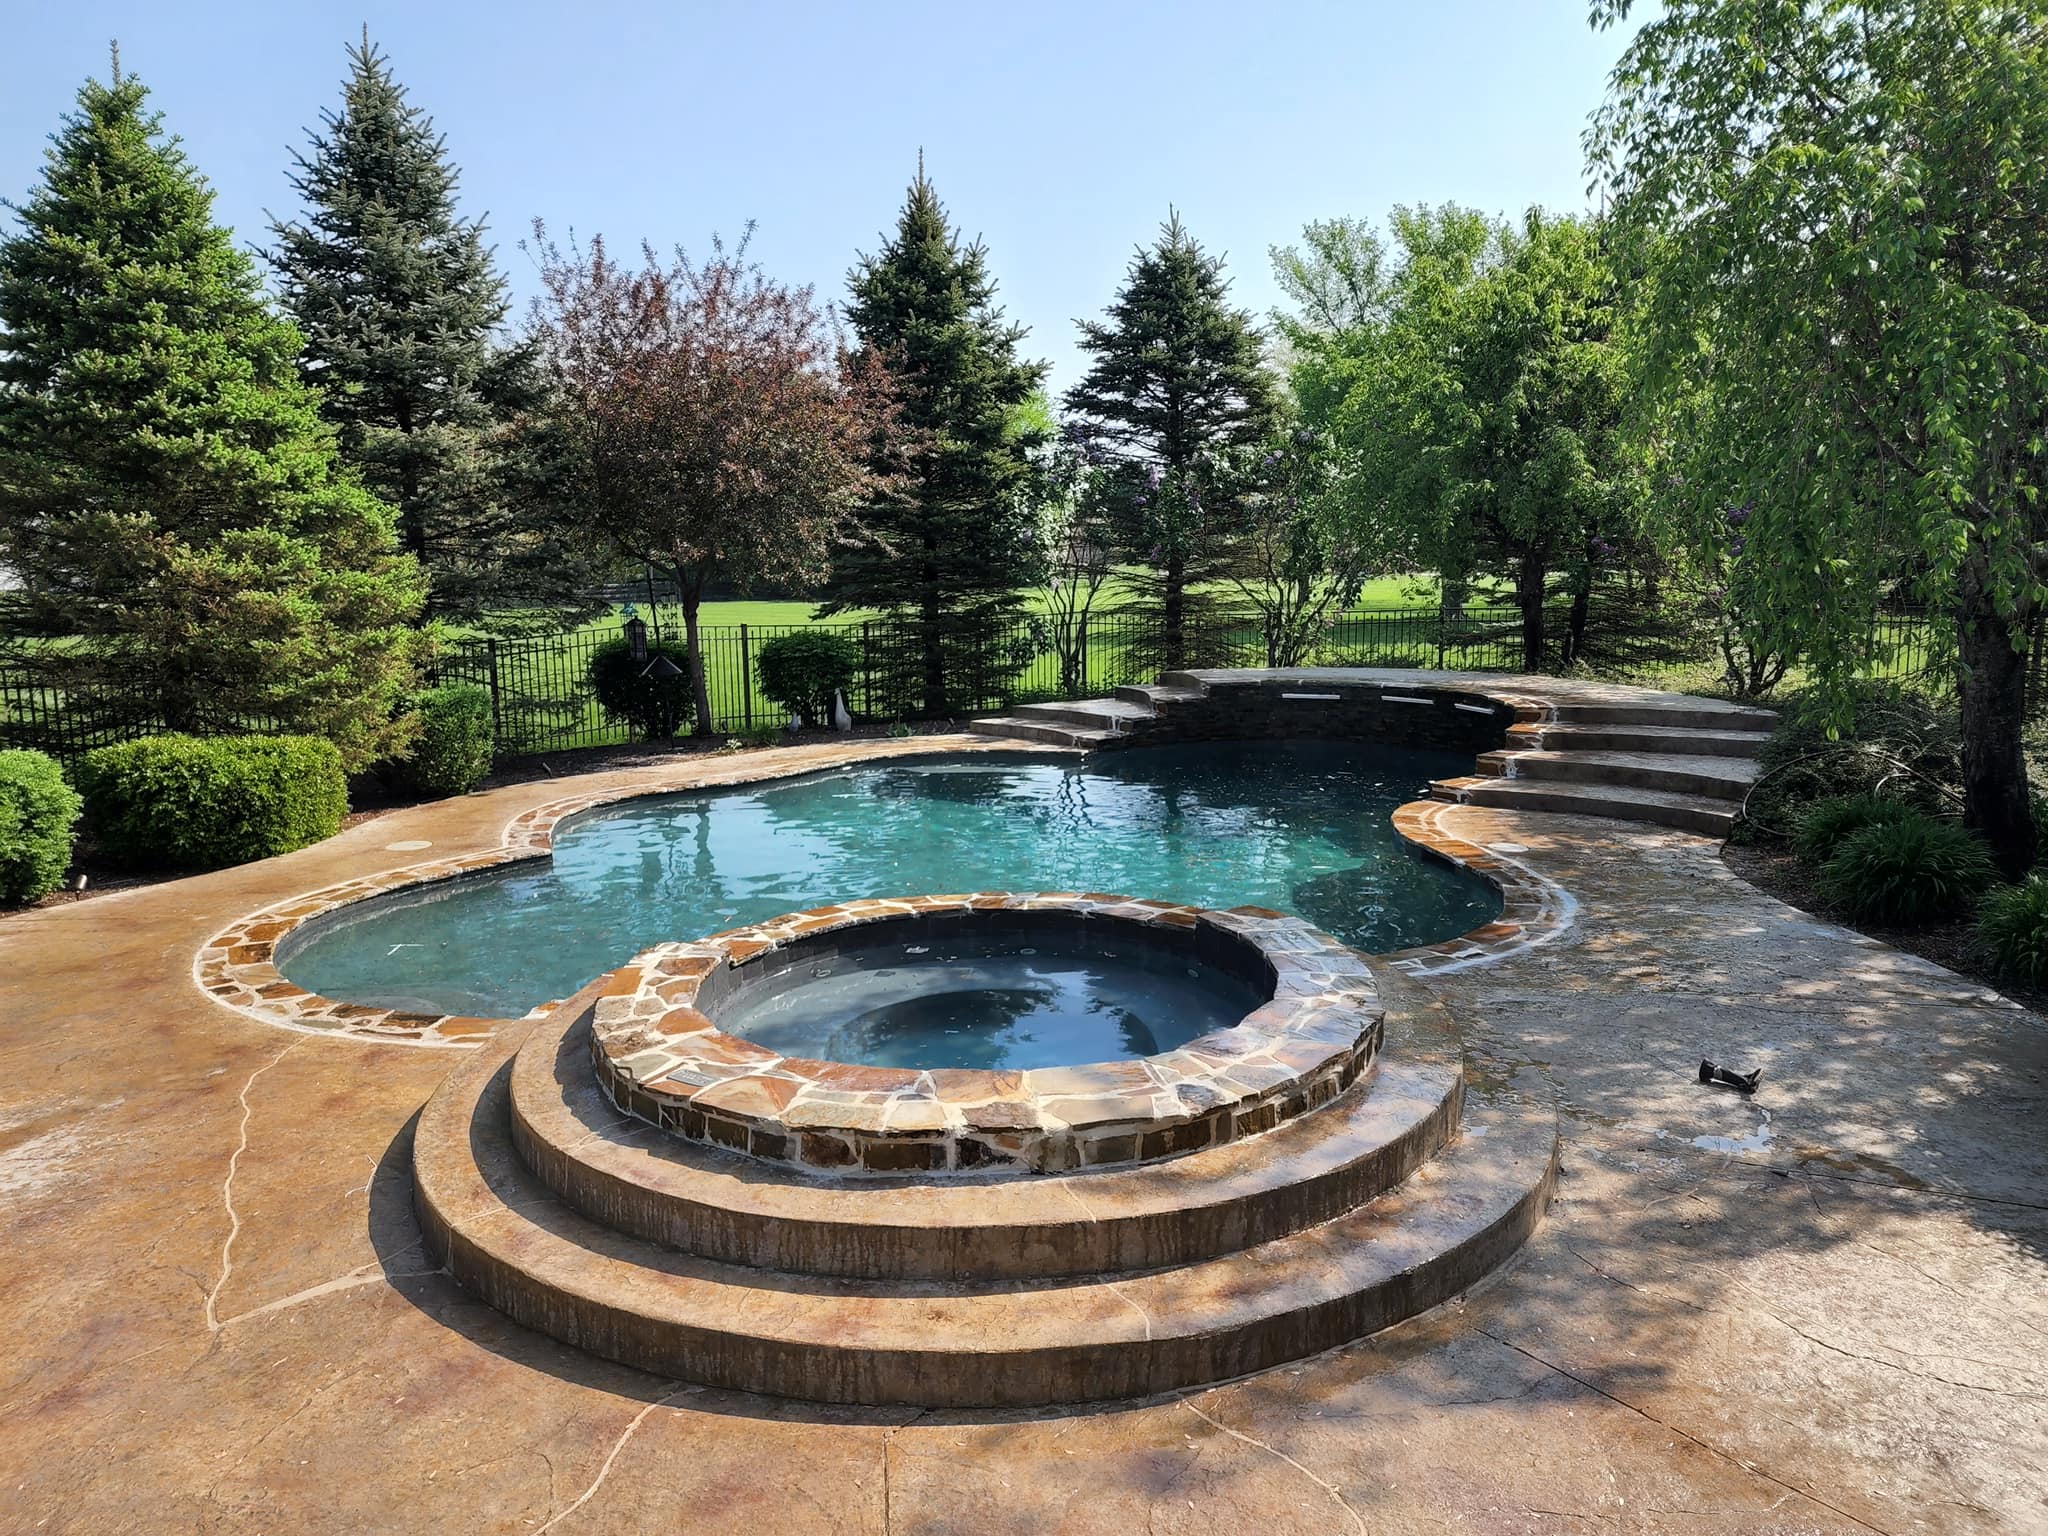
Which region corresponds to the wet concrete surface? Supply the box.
[1,741,2043,1533]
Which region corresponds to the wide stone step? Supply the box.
[1505,721,1772,760]
[414,1037,1556,1408]
[966,717,1109,749]
[509,999,1465,1281]
[1541,700,1778,732]
[1009,698,1157,732]
[1114,683,1206,708]
[1476,748,1758,802]
[1431,775,1738,837]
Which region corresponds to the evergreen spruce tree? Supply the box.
[822,163,1046,716]
[0,61,425,769]
[270,36,596,620]
[1065,213,1279,672]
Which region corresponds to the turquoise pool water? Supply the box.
[281,741,1499,1018]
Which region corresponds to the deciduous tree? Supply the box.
[527,225,889,735]
[1591,0,2048,873]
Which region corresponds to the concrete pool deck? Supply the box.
[2,733,2045,1532]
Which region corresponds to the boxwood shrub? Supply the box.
[75,734,348,870]
[0,749,83,904]
[1816,811,1994,927]
[400,683,495,798]
[757,630,857,727]
[1979,876,2048,989]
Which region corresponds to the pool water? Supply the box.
[715,933,1265,1071]
[282,741,1499,1018]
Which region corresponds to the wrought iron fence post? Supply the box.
[484,639,503,748]
[740,625,753,728]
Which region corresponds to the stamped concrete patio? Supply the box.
[2,735,2044,1534]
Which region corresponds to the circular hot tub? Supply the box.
[584,892,1383,1175]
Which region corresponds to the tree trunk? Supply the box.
[678,563,715,738]
[1956,569,2037,877]
[1163,554,1186,674]
[921,535,945,717]
[1515,551,1547,673]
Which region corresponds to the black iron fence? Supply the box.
[0,600,2028,765]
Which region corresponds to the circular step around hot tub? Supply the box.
[412,938,1558,1407]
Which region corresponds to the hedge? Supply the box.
[75,734,348,871]
[757,630,857,726]
[401,683,495,798]
[0,749,82,904]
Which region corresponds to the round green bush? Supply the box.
[1980,876,2048,989]
[588,636,694,739]
[1791,793,1921,864]
[0,749,82,904]
[75,734,348,871]
[757,631,857,727]
[402,683,494,798]
[1816,812,1995,927]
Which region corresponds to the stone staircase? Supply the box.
[413,970,1557,1408]
[972,670,1776,839]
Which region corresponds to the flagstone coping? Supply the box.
[584,894,1386,1176]
[192,734,1574,1049]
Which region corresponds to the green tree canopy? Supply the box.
[271,36,602,622]
[1591,0,2048,872]
[1292,206,1644,668]
[1065,212,1280,672]
[822,164,1047,716]
[0,63,424,768]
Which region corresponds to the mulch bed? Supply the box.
[1723,841,2047,1016]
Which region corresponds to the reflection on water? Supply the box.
[284,741,1501,1018]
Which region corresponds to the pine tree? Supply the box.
[823,163,1047,717]
[1065,213,1279,672]
[270,36,595,620]
[0,61,425,769]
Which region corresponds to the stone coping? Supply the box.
[194,713,1581,1049]
[584,894,1384,1177]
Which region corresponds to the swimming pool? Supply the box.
[280,740,1501,1018]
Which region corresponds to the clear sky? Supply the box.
[3,1,1646,395]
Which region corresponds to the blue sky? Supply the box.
[4,1,1646,394]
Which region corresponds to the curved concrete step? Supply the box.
[1432,775,1738,837]
[1114,684,1206,708]
[967,717,1107,749]
[1476,748,1758,803]
[1506,721,1772,759]
[509,1002,1465,1281]
[415,1035,1557,1407]
[1009,698,1157,732]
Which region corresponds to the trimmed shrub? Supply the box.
[588,636,693,739]
[75,734,348,870]
[0,749,83,904]
[1791,793,1921,864]
[401,684,494,798]
[1980,876,2048,989]
[757,631,857,727]
[1816,812,1995,926]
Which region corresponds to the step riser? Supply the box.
[1451,783,1734,837]
[511,1018,1466,1281]
[1477,752,1751,802]
[1509,726,1768,759]
[422,1068,1557,1408]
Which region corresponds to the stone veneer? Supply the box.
[194,730,1574,1049]
[584,894,1384,1176]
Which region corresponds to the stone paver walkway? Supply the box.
[1,736,2043,1533]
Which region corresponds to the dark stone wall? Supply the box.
[1102,681,1515,757]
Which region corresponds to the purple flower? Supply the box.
[1726,502,1753,527]
[1729,534,1747,556]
